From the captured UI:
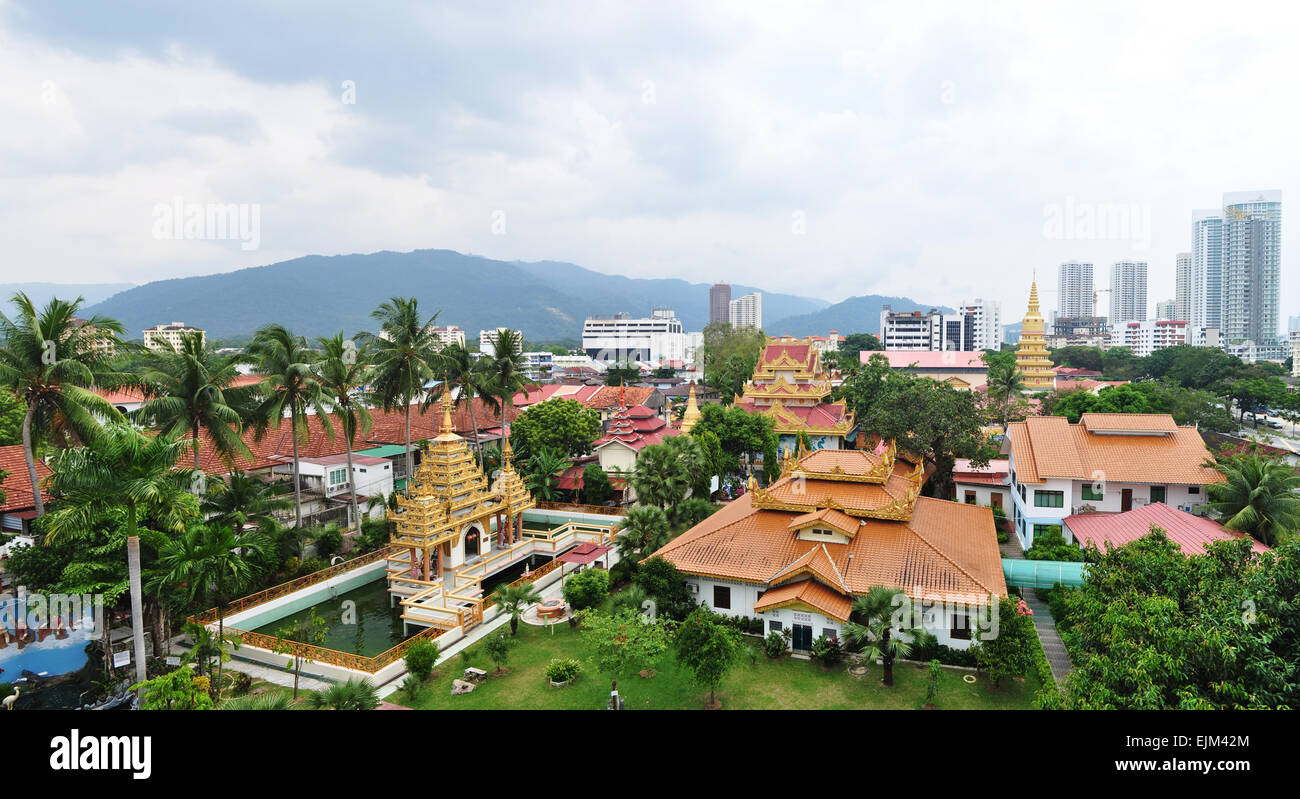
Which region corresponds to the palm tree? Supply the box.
[178,621,239,683]
[491,582,543,635]
[615,505,671,564]
[0,293,127,515]
[983,353,1026,431]
[355,298,444,494]
[247,324,335,528]
[316,332,374,531]
[152,523,271,700]
[841,585,933,687]
[133,331,255,470]
[1206,454,1300,546]
[442,341,493,471]
[630,443,689,510]
[306,678,380,710]
[481,328,531,445]
[218,691,295,710]
[201,470,293,538]
[525,447,572,501]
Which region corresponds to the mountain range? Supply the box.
[0,282,136,311]
[61,248,951,344]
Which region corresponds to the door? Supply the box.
[991,493,1003,512]
[791,624,813,651]
[1121,488,1133,512]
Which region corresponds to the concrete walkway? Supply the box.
[1021,592,1072,688]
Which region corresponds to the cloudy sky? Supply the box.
[1,1,1296,329]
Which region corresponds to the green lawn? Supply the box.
[397,622,1041,710]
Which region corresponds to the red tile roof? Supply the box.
[1064,503,1269,556]
[0,445,52,513]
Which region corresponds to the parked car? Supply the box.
[1267,420,1284,429]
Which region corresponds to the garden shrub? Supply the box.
[763,630,788,659]
[297,557,329,576]
[809,634,843,666]
[1025,526,1084,562]
[404,639,439,681]
[544,658,583,684]
[906,638,979,668]
[312,525,344,559]
[562,567,610,610]
[231,671,253,696]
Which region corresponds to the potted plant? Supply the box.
[545,658,582,687]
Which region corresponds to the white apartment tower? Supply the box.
[1154,300,1177,321]
[1057,261,1094,319]
[1190,210,1223,330]
[960,298,1002,351]
[728,292,763,329]
[1109,260,1148,323]
[1174,252,1192,322]
[1220,190,1282,348]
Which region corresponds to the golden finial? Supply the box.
[439,380,454,434]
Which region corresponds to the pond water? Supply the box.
[249,576,408,658]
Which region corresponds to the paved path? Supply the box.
[1021,592,1072,688]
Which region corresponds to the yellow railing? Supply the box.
[188,545,404,626]
[535,501,628,516]
[506,557,563,591]
[222,620,451,674]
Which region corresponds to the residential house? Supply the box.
[1062,502,1269,556]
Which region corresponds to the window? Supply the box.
[950,611,971,641]
[769,620,783,634]
[964,491,977,504]
[1034,490,1064,508]
[328,468,347,486]
[713,585,731,610]
[1081,484,1104,501]
[1033,524,1060,539]
[1150,486,1167,504]
[1188,485,1200,495]
[822,628,837,641]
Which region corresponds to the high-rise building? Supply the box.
[1109,319,1189,357]
[429,325,466,348]
[728,292,762,329]
[959,298,1002,351]
[1057,261,1094,319]
[1109,260,1148,323]
[143,322,205,351]
[709,283,731,325]
[880,303,1001,352]
[582,309,686,363]
[1221,190,1282,349]
[1015,280,1055,391]
[1174,252,1192,322]
[1190,210,1223,330]
[479,327,522,358]
[1154,299,1177,320]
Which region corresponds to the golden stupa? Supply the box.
[1015,278,1056,391]
[680,382,703,433]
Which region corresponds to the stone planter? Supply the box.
[549,679,570,688]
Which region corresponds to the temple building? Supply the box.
[1015,279,1056,391]
[734,338,855,454]
[387,390,535,594]
[651,446,1007,650]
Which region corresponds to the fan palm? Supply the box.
[152,523,272,700]
[630,443,689,510]
[524,447,572,501]
[491,582,543,635]
[306,678,380,710]
[1206,454,1300,546]
[841,585,933,687]
[0,293,128,515]
[442,341,493,471]
[133,331,255,470]
[316,332,374,531]
[247,324,335,528]
[355,298,444,494]
[616,505,671,564]
[983,354,1026,431]
[218,691,295,710]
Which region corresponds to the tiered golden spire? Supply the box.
[680,382,702,433]
[1015,274,1055,390]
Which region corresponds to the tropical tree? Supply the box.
[1205,454,1300,546]
[441,341,493,471]
[581,463,614,505]
[616,505,671,566]
[842,586,932,687]
[201,470,293,540]
[630,443,690,510]
[508,398,600,460]
[983,350,1026,431]
[247,324,335,527]
[355,298,444,493]
[0,293,127,515]
[580,607,675,686]
[524,446,572,501]
[481,328,531,442]
[315,332,374,531]
[491,582,543,635]
[152,523,272,700]
[306,678,380,710]
[133,332,255,470]
[675,606,743,707]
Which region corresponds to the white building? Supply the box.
[143,322,205,351]
[1221,190,1282,351]
[1109,259,1148,323]
[479,328,523,358]
[430,325,466,348]
[1108,319,1189,357]
[959,299,1002,351]
[728,292,763,329]
[1174,252,1192,322]
[582,309,686,363]
[879,305,998,351]
[1291,331,1300,377]
[1002,414,1224,549]
[1154,299,1177,321]
[1058,261,1094,319]
[1191,210,1223,330]
[521,351,553,381]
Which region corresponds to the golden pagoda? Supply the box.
[1015,278,1056,390]
[680,381,703,433]
[734,337,853,452]
[387,389,534,588]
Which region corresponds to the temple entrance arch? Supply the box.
[464,525,481,558]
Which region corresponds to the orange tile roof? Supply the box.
[769,543,850,591]
[0,445,52,512]
[796,449,887,477]
[754,579,854,621]
[1005,413,1224,486]
[787,507,860,537]
[652,466,1007,603]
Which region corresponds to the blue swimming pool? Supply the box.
[0,634,93,680]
